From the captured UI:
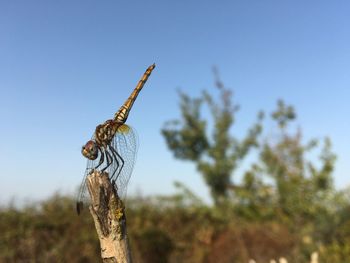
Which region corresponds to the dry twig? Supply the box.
[87,170,132,263]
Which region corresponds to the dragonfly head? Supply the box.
[82,140,98,160]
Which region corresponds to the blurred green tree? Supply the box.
[260,100,336,223]
[162,69,263,205]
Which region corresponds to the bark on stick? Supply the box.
[86,170,132,263]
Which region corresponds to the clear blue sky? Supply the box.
[0,0,349,204]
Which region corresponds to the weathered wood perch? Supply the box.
[86,170,132,263]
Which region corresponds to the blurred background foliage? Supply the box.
[1,75,349,262]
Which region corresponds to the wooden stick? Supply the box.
[86,170,132,263]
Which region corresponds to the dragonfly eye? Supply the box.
[82,140,98,160]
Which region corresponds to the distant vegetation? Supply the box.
[1,74,349,262]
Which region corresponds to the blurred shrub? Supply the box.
[1,192,349,262]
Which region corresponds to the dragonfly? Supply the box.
[77,64,156,214]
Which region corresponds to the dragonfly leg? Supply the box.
[116,151,125,178]
[108,145,120,183]
[109,145,125,181]
[95,148,105,170]
[102,150,112,172]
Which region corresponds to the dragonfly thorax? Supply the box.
[94,119,122,147]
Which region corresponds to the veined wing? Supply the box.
[110,124,138,199]
[76,148,101,214]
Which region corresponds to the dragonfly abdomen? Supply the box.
[114,64,155,123]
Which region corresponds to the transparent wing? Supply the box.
[110,125,138,199]
[76,155,100,214]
